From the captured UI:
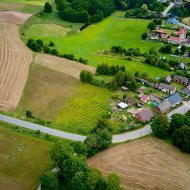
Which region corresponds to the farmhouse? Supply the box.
[173,75,189,85]
[135,109,153,123]
[158,83,176,94]
[167,92,182,107]
[124,97,137,106]
[154,99,172,114]
[175,28,186,39]
[139,94,150,103]
[164,75,172,84]
[168,36,182,45]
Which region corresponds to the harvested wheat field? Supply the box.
[35,54,96,79]
[88,136,190,190]
[0,22,32,110]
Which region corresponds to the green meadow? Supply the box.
[5,0,52,6]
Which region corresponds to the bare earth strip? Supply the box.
[0,22,32,110]
[0,11,32,25]
[88,137,190,190]
[35,54,96,79]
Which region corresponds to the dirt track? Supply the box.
[88,137,190,190]
[0,22,32,110]
[35,54,96,79]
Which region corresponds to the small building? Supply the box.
[168,36,182,45]
[180,84,190,96]
[161,33,168,39]
[150,94,161,103]
[167,92,183,107]
[177,62,186,70]
[121,86,128,91]
[183,38,190,47]
[175,28,186,39]
[173,75,189,85]
[137,86,146,94]
[158,83,176,94]
[135,109,153,123]
[139,94,150,103]
[118,102,128,110]
[164,75,172,84]
[123,97,137,106]
[154,99,172,114]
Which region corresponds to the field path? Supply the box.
[0,22,32,110]
[35,54,96,79]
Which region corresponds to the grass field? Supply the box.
[4,0,52,6]
[0,121,53,190]
[89,136,190,190]
[21,11,171,78]
[54,84,111,134]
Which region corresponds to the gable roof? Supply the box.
[139,94,149,102]
[167,92,182,106]
[178,62,185,70]
[124,97,137,106]
[181,85,190,96]
[173,75,189,84]
[168,36,182,43]
[135,109,153,122]
[164,75,172,83]
[156,99,172,113]
[159,83,176,92]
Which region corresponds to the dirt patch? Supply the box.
[17,65,81,121]
[0,1,25,12]
[182,17,190,26]
[35,53,96,79]
[0,11,32,25]
[88,136,190,190]
[0,22,32,111]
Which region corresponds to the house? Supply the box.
[164,75,172,84]
[173,75,189,85]
[167,92,183,107]
[135,109,153,123]
[180,84,190,96]
[161,33,168,39]
[139,94,150,103]
[175,28,186,39]
[168,17,179,24]
[158,83,176,94]
[150,94,161,103]
[121,86,128,91]
[137,86,146,94]
[154,99,172,114]
[168,36,182,45]
[118,102,128,109]
[123,97,137,106]
[184,38,190,47]
[177,62,186,70]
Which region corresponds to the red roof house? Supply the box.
[168,36,182,45]
[175,28,186,39]
[135,109,153,123]
[139,94,150,103]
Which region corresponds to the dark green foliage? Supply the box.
[141,32,148,40]
[70,141,88,157]
[151,115,170,139]
[173,126,190,153]
[40,171,58,190]
[115,70,126,86]
[26,110,33,118]
[181,45,187,55]
[96,176,107,190]
[36,39,44,48]
[44,2,53,13]
[170,114,186,133]
[159,45,172,54]
[49,41,55,47]
[149,47,157,55]
[43,45,51,54]
[90,118,112,133]
[147,22,156,31]
[27,39,41,52]
[50,49,59,56]
[106,173,122,190]
[80,70,94,83]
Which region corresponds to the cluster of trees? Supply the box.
[159,45,172,54]
[151,112,190,153]
[40,119,122,190]
[55,0,115,23]
[175,45,190,56]
[44,2,52,13]
[171,2,190,18]
[111,46,142,57]
[27,39,88,64]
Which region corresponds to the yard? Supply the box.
[0,121,53,190]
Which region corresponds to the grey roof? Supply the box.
[159,83,176,92]
[181,85,190,96]
[178,62,185,70]
[173,75,189,84]
[156,99,172,113]
[164,75,172,83]
[167,92,182,106]
[136,109,153,122]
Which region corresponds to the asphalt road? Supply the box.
[0,100,189,143]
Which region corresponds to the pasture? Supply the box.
[22,11,171,78]
[89,136,190,190]
[3,0,52,6]
[0,121,53,190]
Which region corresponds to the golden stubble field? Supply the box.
[88,136,190,190]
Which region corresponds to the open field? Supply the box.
[35,53,96,79]
[0,21,32,111]
[16,64,81,121]
[89,136,190,190]
[3,0,52,6]
[22,12,171,78]
[0,121,53,190]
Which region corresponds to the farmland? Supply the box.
[89,136,190,190]
[0,121,53,190]
[3,0,52,6]
[0,12,32,111]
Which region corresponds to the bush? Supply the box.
[44,2,52,13]
[159,45,172,54]
[50,49,59,56]
[141,32,148,40]
[80,70,94,83]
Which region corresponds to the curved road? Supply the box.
[0,100,189,143]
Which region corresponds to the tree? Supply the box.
[26,110,33,118]
[149,47,157,55]
[141,4,148,15]
[147,22,155,31]
[80,70,94,83]
[159,45,172,53]
[170,113,185,133]
[106,173,122,190]
[44,2,52,13]
[70,141,88,157]
[97,129,112,150]
[36,39,44,48]
[181,45,186,55]
[115,70,126,87]
[43,46,51,54]
[96,176,107,190]
[40,171,58,190]
[141,32,148,40]
[173,126,190,153]
[151,115,170,139]
[50,49,59,56]
[49,41,55,47]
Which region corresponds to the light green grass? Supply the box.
[0,121,53,190]
[54,83,111,134]
[4,0,52,6]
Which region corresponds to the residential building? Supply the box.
[180,84,190,96]
[154,99,172,114]
[139,94,150,103]
[175,28,186,39]
[167,92,183,107]
[168,36,182,45]
[177,62,186,70]
[118,102,128,109]
[164,75,172,84]
[173,75,189,85]
[123,97,137,106]
[135,109,153,123]
[158,83,176,94]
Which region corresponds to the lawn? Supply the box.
[54,83,111,134]
[22,11,171,78]
[4,0,53,6]
[0,121,53,190]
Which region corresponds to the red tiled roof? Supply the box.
[176,28,186,35]
[168,36,182,43]
[135,109,153,122]
[140,94,149,102]
[161,34,168,38]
